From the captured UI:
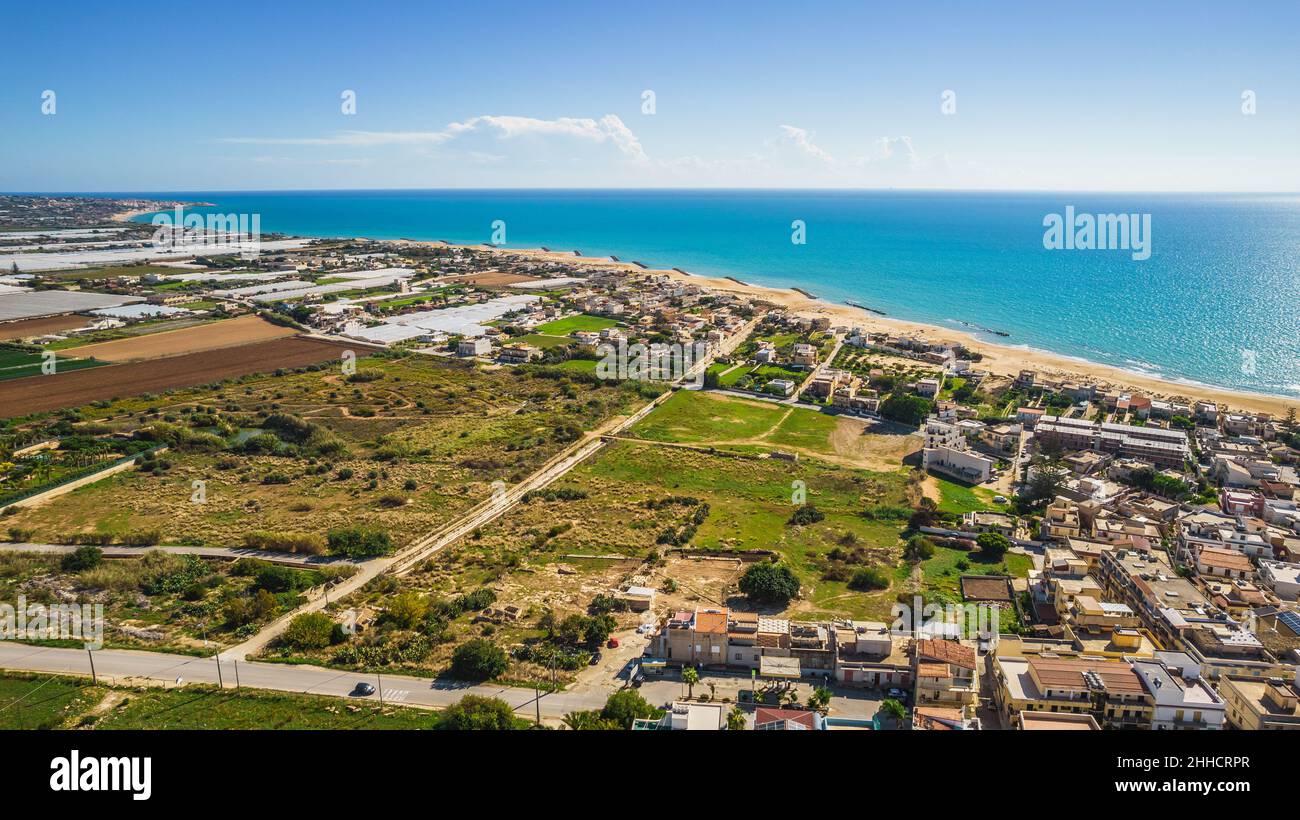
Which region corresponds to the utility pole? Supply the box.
[377,674,384,704]
[87,649,97,686]
[233,658,240,689]
[215,654,224,688]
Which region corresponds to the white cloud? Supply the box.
[777,125,833,163]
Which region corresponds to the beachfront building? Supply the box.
[1034,415,1191,470]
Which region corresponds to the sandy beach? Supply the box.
[464,244,1297,418]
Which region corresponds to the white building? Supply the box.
[1258,560,1300,601]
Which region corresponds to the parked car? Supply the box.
[886,687,907,701]
[607,637,620,649]
[588,651,602,666]
[352,682,376,697]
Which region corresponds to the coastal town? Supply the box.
[1,195,1298,735]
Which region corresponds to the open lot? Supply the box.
[533,314,619,335]
[69,315,296,362]
[1,354,647,547]
[0,336,351,418]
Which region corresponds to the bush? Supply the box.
[787,504,825,526]
[902,535,935,562]
[241,531,325,555]
[282,612,338,650]
[449,639,508,681]
[738,561,801,604]
[437,695,524,730]
[601,689,663,729]
[327,527,393,558]
[61,545,104,573]
[848,566,890,591]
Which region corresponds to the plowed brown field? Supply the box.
[69,315,295,362]
[0,336,350,418]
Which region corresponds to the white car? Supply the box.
[993,495,1008,504]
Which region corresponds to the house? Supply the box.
[961,511,1015,536]
[766,379,796,397]
[1194,546,1255,580]
[753,707,825,731]
[912,638,979,713]
[833,621,912,689]
[497,343,541,364]
[456,337,492,357]
[914,377,941,399]
[1044,499,1082,541]
[923,446,994,484]
[1016,407,1045,427]
[1257,560,1300,600]
[656,609,729,668]
[790,343,818,367]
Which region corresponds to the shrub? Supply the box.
[327,527,393,558]
[738,561,801,604]
[437,695,524,730]
[848,566,890,591]
[241,531,325,555]
[449,639,508,681]
[282,612,337,650]
[787,504,825,526]
[60,545,104,573]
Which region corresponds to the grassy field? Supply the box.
[0,672,102,729]
[896,542,1033,607]
[533,314,618,335]
[1,353,646,548]
[628,390,789,444]
[931,475,999,514]
[0,348,106,381]
[0,673,444,729]
[515,333,574,349]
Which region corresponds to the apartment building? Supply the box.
[991,653,1154,729]
[1131,654,1226,730]
[1035,415,1191,469]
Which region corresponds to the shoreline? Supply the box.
[460,243,1295,417]
[115,209,1295,417]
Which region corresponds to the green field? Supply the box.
[0,673,452,729]
[533,314,618,335]
[898,542,1033,606]
[0,348,105,381]
[932,476,998,514]
[516,333,574,349]
[628,389,788,444]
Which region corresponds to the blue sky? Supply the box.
[3,0,1298,191]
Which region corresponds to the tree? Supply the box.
[682,666,699,698]
[601,689,663,729]
[726,706,748,731]
[880,393,932,426]
[282,612,337,650]
[449,638,508,681]
[808,687,832,713]
[738,561,801,604]
[562,709,619,730]
[385,592,430,629]
[976,531,1011,560]
[903,534,935,562]
[437,695,524,730]
[879,697,908,723]
[1023,451,1068,502]
[60,545,103,573]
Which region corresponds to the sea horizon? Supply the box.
[101,188,1300,402]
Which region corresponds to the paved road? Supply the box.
[0,640,610,720]
[0,638,882,723]
[0,542,364,568]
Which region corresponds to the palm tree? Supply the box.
[726,706,747,731]
[681,666,699,699]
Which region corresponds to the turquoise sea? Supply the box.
[125,190,1300,399]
